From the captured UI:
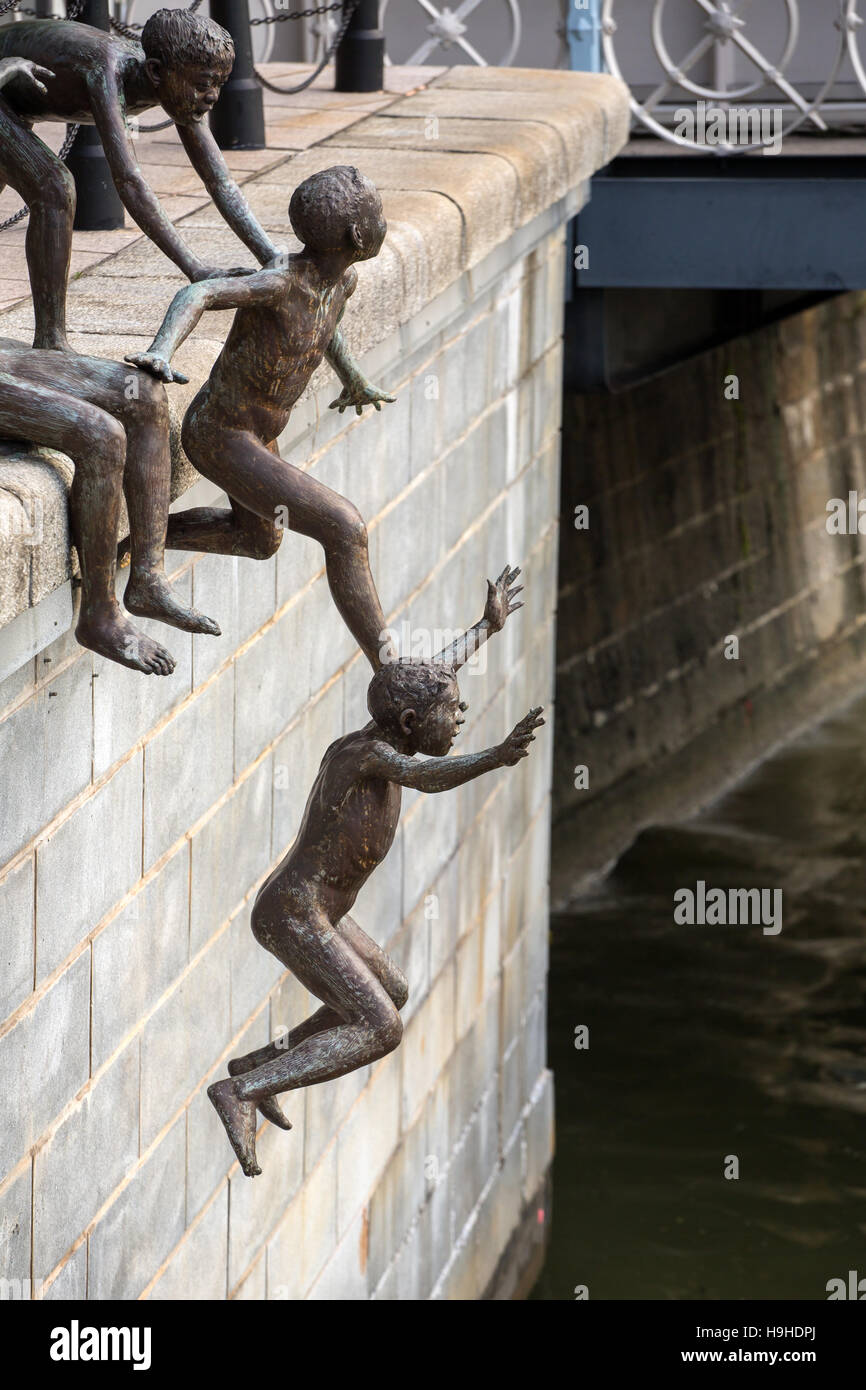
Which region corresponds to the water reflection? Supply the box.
[532,697,866,1300]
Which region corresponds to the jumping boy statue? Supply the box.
[205,565,544,1177]
[128,164,398,668]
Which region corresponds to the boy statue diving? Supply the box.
[206,565,544,1177]
[128,164,398,669]
[0,8,281,352]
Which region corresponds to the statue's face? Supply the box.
[412,681,467,757]
[153,62,230,124]
[355,207,387,261]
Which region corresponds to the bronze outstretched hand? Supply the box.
[328,378,396,416]
[0,56,55,95]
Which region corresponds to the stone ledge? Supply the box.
[0,64,629,659]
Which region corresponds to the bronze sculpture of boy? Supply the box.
[128,164,397,668]
[205,566,543,1177]
[0,8,280,352]
[0,341,218,672]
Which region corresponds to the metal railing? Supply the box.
[600,1,866,152]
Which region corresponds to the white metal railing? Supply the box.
[380,0,522,68]
[368,0,866,153]
[602,0,866,152]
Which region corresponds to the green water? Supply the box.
[532,696,866,1301]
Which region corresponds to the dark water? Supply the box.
[532,696,866,1301]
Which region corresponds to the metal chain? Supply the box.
[0,0,85,231]
[250,3,344,25]
[253,0,359,94]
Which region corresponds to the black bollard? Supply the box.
[65,0,125,230]
[335,0,384,93]
[210,0,266,150]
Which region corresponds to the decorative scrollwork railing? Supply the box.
[380,0,522,68]
[602,0,866,153]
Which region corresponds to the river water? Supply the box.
[532,694,866,1301]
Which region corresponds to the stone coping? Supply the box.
[0,62,629,665]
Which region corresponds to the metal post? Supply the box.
[335,0,384,93]
[209,0,266,150]
[65,0,125,230]
[566,0,603,73]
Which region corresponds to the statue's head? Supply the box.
[142,10,234,125]
[367,660,466,757]
[289,166,386,261]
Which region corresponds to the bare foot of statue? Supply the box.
[207,1078,261,1177]
[124,571,221,636]
[76,601,176,676]
[228,1056,292,1130]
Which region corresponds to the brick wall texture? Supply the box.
[0,227,562,1301]
[555,292,866,876]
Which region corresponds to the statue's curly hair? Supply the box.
[141,10,234,69]
[289,166,384,252]
[367,660,457,738]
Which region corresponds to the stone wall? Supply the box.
[0,67,629,1300]
[554,291,866,891]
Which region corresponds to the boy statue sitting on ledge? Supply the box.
[205,565,544,1178]
[128,164,398,669]
[0,341,219,673]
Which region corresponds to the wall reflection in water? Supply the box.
[533,695,866,1300]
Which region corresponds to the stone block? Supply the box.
[88,1116,186,1300]
[366,1110,428,1290]
[148,1185,228,1301]
[400,961,455,1133]
[0,856,34,1021]
[307,1205,369,1301]
[0,656,92,871]
[0,1164,31,1287]
[42,1242,87,1300]
[91,572,194,778]
[33,1040,139,1277]
[186,1013,269,1224]
[35,753,143,982]
[143,670,234,870]
[91,844,190,1069]
[191,550,278,688]
[0,950,90,1184]
[336,1058,400,1237]
[139,928,231,1149]
[233,602,311,772]
[189,759,273,954]
[228,1118,304,1290]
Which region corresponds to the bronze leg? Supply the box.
[0,349,218,638]
[0,369,175,674]
[0,97,75,352]
[208,907,403,1175]
[180,422,391,667]
[229,913,408,1075]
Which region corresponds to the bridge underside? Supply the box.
[569,143,866,390]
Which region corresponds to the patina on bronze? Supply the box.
[0,8,280,352]
[128,165,398,668]
[0,340,219,673]
[206,566,543,1177]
